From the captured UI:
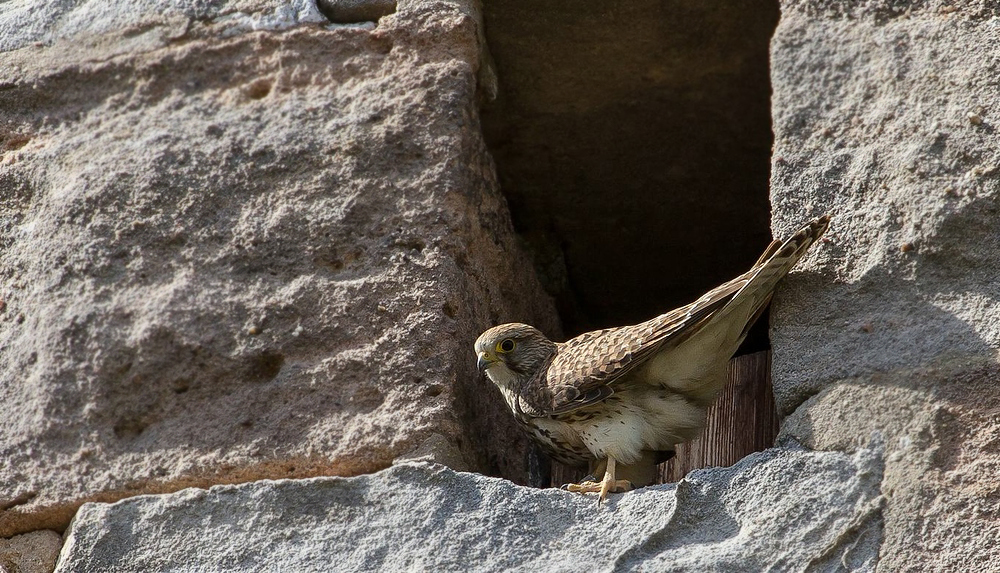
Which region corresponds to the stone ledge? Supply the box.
[55,447,883,572]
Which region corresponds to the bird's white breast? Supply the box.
[568,386,705,465]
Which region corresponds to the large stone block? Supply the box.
[781,358,1000,572]
[0,0,558,537]
[53,453,883,572]
[769,0,1000,414]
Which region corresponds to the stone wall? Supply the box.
[1,0,998,571]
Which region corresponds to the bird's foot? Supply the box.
[560,472,594,489]
[562,479,633,496]
[561,458,632,505]
[594,457,630,506]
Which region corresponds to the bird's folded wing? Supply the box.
[518,215,830,418]
[519,276,750,417]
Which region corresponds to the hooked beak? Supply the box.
[477,351,496,373]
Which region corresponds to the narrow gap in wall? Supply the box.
[314,0,397,24]
[480,0,782,485]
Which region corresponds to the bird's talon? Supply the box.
[612,479,634,493]
[562,480,601,493]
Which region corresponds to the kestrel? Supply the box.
[475,216,830,504]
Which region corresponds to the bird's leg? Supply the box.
[598,457,616,504]
[562,457,633,505]
[596,457,634,505]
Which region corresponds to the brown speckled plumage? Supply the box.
[475,216,830,486]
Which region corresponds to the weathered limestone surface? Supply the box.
[0,530,61,573]
[0,0,558,538]
[770,1,1000,570]
[780,359,1000,572]
[770,0,1000,411]
[54,454,883,573]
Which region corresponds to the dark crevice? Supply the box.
[481,1,780,346]
[315,0,397,24]
[246,351,285,383]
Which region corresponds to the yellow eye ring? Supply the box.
[497,339,515,353]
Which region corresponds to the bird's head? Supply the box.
[474,323,557,391]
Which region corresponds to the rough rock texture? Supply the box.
[54,454,883,572]
[781,359,1000,572]
[0,530,62,573]
[481,1,779,339]
[769,1,1000,570]
[770,0,1000,412]
[0,0,559,538]
[5,0,997,570]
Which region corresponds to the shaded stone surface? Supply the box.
[55,452,882,572]
[0,530,62,573]
[481,0,778,338]
[781,358,1000,573]
[0,0,558,538]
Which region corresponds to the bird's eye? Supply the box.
[497,339,515,353]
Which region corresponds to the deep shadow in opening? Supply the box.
[314,0,396,24]
[480,0,782,485]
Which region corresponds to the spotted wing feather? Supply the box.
[524,284,742,416]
